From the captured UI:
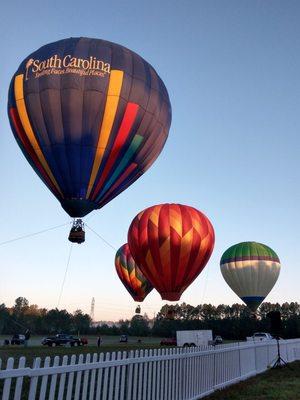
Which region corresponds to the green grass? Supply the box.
[206,362,300,400]
[0,335,164,366]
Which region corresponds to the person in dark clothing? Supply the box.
[97,336,101,348]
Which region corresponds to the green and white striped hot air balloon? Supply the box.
[220,242,281,312]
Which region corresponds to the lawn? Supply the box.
[0,335,164,366]
[206,362,300,400]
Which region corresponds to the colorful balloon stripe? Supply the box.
[90,102,139,200]
[87,70,124,197]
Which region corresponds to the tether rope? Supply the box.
[85,223,117,251]
[57,244,73,308]
[0,223,69,246]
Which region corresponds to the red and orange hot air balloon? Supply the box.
[128,203,215,301]
[115,243,153,302]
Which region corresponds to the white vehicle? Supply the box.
[246,332,274,342]
[176,330,213,347]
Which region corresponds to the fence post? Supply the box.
[254,343,258,373]
[238,341,242,379]
[13,356,26,400]
[119,351,127,400]
[28,357,41,400]
[126,350,135,399]
[66,354,76,400]
[142,349,148,400]
[102,352,111,400]
[147,349,153,400]
[57,355,69,400]
[95,352,104,400]
[74,354,84,400]
[114,351,122,400]
[3,357,14,399]
[49,356,60,400]
[89,353,98,400]
[213,347,216,390]
[108,352,116,400]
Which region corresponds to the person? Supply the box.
[97,336,101,348]
[24,329,31,347]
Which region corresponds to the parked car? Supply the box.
[119,335,128,343]
[42,334,82,347]
[247,332,274,342]
[214,335,223,345]
[11,334,26,345]
[160,338,177,346]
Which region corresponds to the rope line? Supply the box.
[0,223,69,246]
[85,224,117,251]
[57,244,73,308]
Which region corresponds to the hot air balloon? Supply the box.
[220,242,281,312]
[115,243,153,302]
[128,204,215,301]
[8,37,171,243]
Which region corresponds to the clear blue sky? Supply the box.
[0,1,299,321]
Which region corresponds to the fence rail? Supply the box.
[0,339,300,400]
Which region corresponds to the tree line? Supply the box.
[0,297,92,336]
[0,297,299,340]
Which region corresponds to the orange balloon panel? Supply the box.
[128,204,215,301]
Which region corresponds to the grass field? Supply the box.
[0,335,164,366]
[206,362,300,400]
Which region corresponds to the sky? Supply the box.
[0,0,299,321]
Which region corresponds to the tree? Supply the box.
[13,297,29,317]
[130,315,150,336]
[72,310,92,334]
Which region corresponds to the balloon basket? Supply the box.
[68,219,85,244]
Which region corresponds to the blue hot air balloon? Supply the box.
[8,37,171,242]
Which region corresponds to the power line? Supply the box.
[0,223,69,247]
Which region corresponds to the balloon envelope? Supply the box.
[8,37,171,217]
[220,242,281,312]
[128,203,215,301]
[115,243,153,302]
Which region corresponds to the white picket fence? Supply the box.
[0,339,300,400]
